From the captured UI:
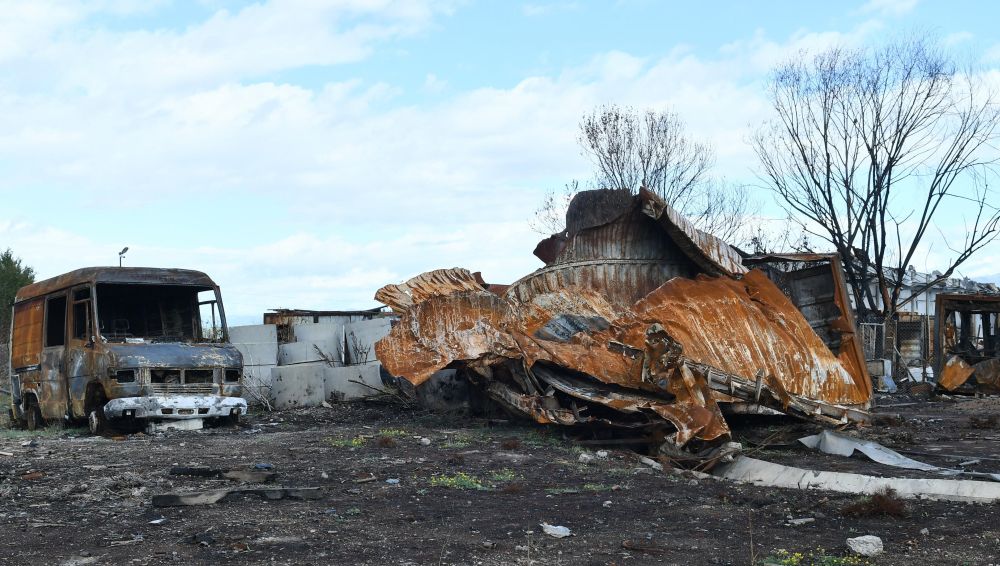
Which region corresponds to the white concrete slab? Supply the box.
[270,363,326,409]
[229,324,277,343]
[240,365,276,405]
[716,456,1000,503]
[292,323,344,344]
[324,362,385,401]
[344,318,392,364]
[278,339,342,366]
[233,342,279,367]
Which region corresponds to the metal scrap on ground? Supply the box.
[375,188,873,461]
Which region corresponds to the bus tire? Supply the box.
[25,398,43,431]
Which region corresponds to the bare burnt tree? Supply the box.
[753,37,1000,317]
[534,105,752,242]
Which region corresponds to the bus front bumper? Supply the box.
[103,395,247,420]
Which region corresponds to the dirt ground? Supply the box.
[2,397,1000,566]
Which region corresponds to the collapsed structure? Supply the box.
[936,293,1000,392]
[375,189,872,460]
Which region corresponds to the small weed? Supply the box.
[520,429,568,449]
[327,436,366,448]
[489,468,520,483]
[442,432,475,449]
[761,548,870,565]
[344,507,362,516]
[841,488,907,518]
[379,428,408,437]
[429,472,488,491]
[582,482,612,492]
[376,436,397,448]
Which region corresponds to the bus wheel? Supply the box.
[25,399,43,431]
[88,408,107,435]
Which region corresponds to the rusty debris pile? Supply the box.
[936,293,1000,393]
[374,189,873,461]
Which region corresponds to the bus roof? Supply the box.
[15,267,217,303]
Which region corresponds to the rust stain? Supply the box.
[939,355,975,391]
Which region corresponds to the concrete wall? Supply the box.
[229,324,279,405]
[235,316,397,409]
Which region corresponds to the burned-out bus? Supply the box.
[6,267,246,433]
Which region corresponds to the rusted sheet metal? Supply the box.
[632,271,870,405]
[375,268,488,314]
[375,189,870,454]
[10,299,43,369]
[638,188,747,277]
[743,254,871,399]
[376,268,870,449]
[939,356,975,391]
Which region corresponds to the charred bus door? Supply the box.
[66,287,98,419]
[37,293,69,426]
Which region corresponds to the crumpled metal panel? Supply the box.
[638,188,747,277]
[374,189,869,452]
[939,355,975,391]
[630,272,870,405]
[375,268,488,314]
[375,268,870,448]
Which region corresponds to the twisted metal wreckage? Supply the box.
[374,189,873,462]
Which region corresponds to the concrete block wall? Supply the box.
[267,316,395,407]
[229,324,278,406]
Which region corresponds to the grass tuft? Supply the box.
[429,472,488,490]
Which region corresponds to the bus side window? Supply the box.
[44,296,67,348]
[72,288,92,341]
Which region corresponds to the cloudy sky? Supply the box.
[1,0,998,324]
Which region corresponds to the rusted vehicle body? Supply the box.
[374,189,872,462]
[935,293,1000,392]
[6,267,246,433]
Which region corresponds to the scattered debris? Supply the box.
[152,487,322,507]
[934,294,1000,393]
[540,523,572,538]
[638,456,663,471]
[799,430,1000,481]
[169,466,277,483]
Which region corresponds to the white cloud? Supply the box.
[944,31,974,47]
[0,3,994,322]
[858,0,918,17]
